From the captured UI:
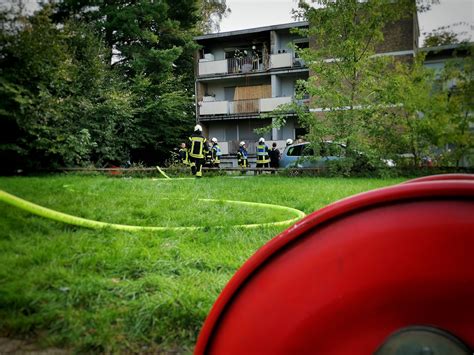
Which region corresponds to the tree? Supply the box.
[293,0,419,166]
[423,28,459,47]
[382,47,474,168]
[435,45,474,167]
[52,0,229,163]
[0,7,138,170]
[1,0,230,170]
[198,0,231,33]
[378,55,441,167]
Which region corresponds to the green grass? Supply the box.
[0,174,404,352]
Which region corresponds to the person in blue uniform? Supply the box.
[211,137,222,168]
[237,141,249,170]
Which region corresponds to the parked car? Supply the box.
[280,141,393,170]
[280,141,342,168]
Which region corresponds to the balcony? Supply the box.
[198,59,228,76]
[199,96,293,117]
[197,53,305,77]
[269,53,293,69]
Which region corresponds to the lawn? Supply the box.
[0,174,404,352]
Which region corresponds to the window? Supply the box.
[287,145,304,156]
[287,144,313,157]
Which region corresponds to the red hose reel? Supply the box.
[195,175,474,354]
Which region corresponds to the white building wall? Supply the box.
[277,32,301,53]
[199,101,228,115]
[280,77,295,97]
[271,75,281,97]
[198,59,227,75]
[205,83,226,101]
[260,97,292,112]
[270,53,293,68]
[204,46,226,61]
[282,119,296,140]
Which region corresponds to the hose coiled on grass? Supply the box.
[0,190,306,231]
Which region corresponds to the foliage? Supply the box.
[290,1,417,166]
[435,45,474,166]
[380,47,474,168]
[374,55,439,166]
[0,0,229,171]
[0,7,139,170]
[287,0,473,172]
[423,28,460,47]
[198,0,231,33]
[51,0,202,164]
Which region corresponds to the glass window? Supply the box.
[287,145,304,156]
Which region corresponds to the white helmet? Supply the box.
[211,137,218,143]
[259,137,265,143]
[239,141,245,147]
[286,138,293,145]
[194,124,202,132]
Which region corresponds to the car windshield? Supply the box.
[287,145,305,156]
[287,142,345,157]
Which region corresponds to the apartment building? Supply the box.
[194,15,419,159]
[194,22,309,157]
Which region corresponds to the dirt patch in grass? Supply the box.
[0,337,70,354]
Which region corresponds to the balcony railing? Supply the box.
[197,52,306,76]
[227,57,261,74]
[229,98,260,114]
[269,53,293,69]
[199,97,293,116]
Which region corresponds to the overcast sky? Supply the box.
[2,0,472,45]
[218,0,474,45]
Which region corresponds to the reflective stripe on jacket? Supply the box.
[179,148,189,165]
[238,147,248,159]
[256,144,269,163]
[189,136,207,159]
[237,147,248,167]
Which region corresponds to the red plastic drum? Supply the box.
[195,179,474,354]
[402,174,474,183]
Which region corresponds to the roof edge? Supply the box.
[419,42,474,53]
[195,21,309,41]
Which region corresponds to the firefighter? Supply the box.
[256,137,270,171]
[178,142,189,165]
[237,141,249,170]
[286,138,293,147]
[211,137,222,168]
[204,147,213,167]
[188,124,208,177]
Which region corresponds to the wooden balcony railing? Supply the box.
[229,99,260,114]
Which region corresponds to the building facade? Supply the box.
[194,22,309,158]
[194,15,419,162]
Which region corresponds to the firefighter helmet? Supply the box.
[240,141,245,147]
[286,138,293,146]
[194,124,203,132]
[259,137,265,143]
[211,137,218,143]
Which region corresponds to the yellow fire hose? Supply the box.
[156,166,171,180]
[0,190,306,231]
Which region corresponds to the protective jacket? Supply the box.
[211,143,222,164]
[256,144,270,164]
[188,132,208,159]
[179,147,189,165]
[237,146,249,168]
